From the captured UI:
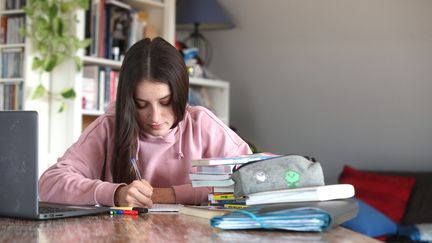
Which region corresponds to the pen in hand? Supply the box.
[130,158,142,180]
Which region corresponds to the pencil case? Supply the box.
[231,154,325,197]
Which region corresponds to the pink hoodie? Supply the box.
[39,104,252,206]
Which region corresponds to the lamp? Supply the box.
[176,0,234,66]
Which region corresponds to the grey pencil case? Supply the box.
[231,155,325,197]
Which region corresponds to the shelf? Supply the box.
[0,78,24,83]
[124,0,165,9]
[0,43,26,48]
[83,56,122,69]
[189,77,230,88]
[0,9,25,15]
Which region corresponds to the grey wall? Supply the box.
[188,0,432,183]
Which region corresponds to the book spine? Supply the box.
[223,204,249,209]
[210,193,236,201]
[210,198,247,205]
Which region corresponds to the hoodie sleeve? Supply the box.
[38,115,124,206]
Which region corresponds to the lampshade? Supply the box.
[176,0,234,30]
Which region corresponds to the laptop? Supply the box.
[0,110,109,220]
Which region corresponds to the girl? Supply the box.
[39,37,251,207]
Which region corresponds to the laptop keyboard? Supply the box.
[39,206,83,214]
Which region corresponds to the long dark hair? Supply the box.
[112,37,189,183]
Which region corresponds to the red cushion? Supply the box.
[339,165,415,223]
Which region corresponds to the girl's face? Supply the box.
[134,81,175,136]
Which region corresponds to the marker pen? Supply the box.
[110,207,148,214]
[110,209,139,215]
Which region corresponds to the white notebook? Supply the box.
[148,204,183,212]
[246,184,355,205]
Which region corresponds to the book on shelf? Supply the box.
[6,15,25,44]
[188,86,214,112]
[82,65,118,111]
[1,47,23,79]
[105,0,132,60]
[86,0,151,60]
[82,77,98,111]
[179,205,234,220]
[245,184,355,206]
[190,152,278,166]
[0,82,23,110]
[4,0,26,10]
[0,16,6,45]
[210,199,359,232]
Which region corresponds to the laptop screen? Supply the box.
[0,111,39,218]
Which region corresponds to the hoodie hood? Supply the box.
[105,102,116,115]
[105,101,185,159]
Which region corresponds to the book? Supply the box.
[213,186,234,193]
[191,179,234,187]
[190,152,278,166]
[81,77,98,110]
[209,193,236,201]
[210,199,359,231]
[179,205,233,219]
[105,0,132,60]
[246,184,355,205]
[191,165,235,174]
[189,173,231,181]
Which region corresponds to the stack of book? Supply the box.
[189,153,278,203]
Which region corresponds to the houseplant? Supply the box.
[22,0,90,111]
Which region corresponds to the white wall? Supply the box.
[197,0,432,183]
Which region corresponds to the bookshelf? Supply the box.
[2,0,231,174]
[189,77,230,125]
[0,6,26,111]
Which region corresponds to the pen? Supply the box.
[110,207,148,214]
[130,157,142,180]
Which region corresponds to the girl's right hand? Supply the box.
[114,179,154,207]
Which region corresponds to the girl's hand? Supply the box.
[114,179,153,207]
[152,188,176,204]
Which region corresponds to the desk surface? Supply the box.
[0,213,379,243]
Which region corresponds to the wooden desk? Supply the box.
[0,213,380,242]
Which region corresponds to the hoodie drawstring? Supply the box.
[177,124,184,159]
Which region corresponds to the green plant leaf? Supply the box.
[27,0,89,111]
[32,57,43,70]
[43,55,58,72]
[60,2,73,13]
[61,88,76,99]
[48,4,58,19]
[23,5,34,16]
[53,17,64,36]
[74,56,83,71]
[58,102,66,113]
[81,38,92,48]
[32,84,47,99]
[78,0,90,9]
